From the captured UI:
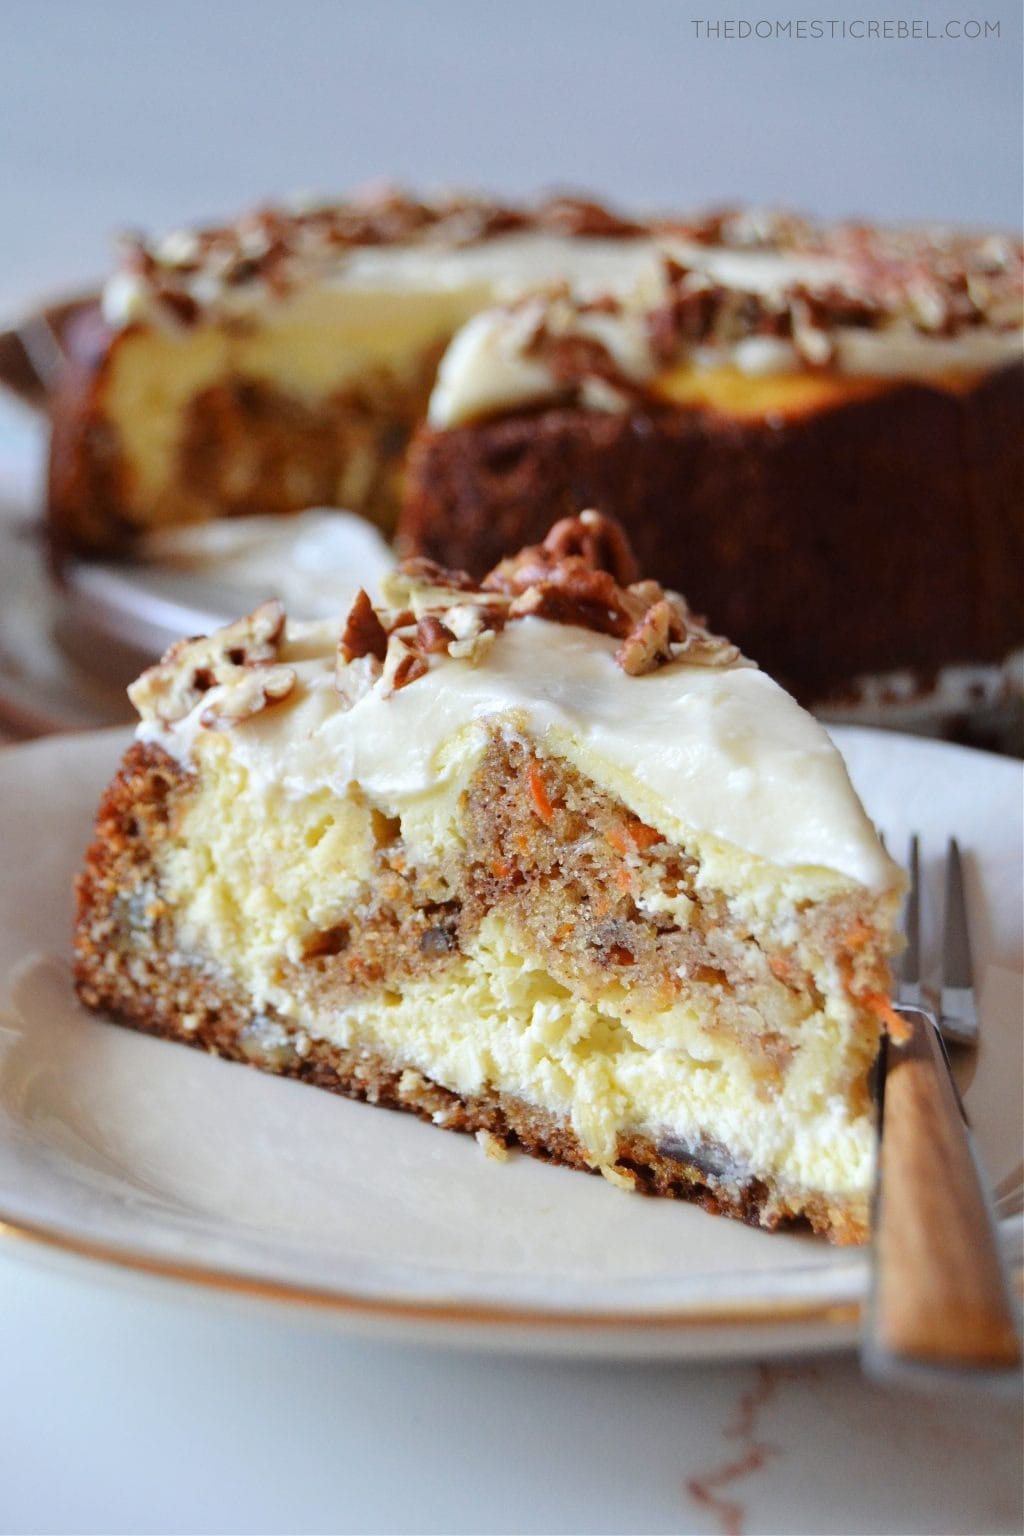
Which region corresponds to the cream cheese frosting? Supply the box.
[100,194,1023,430]
[427,273,1024,428]
[101,233,662,330]
[138,610,898,894]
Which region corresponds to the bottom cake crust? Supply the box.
[75,952,867,1245]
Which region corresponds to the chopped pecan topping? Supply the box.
[128,599,288,724]
[340,588,388,663]
[334,652,383,708]
[533,331,626,389]
[157,289,201,327]
[214,597,286,662]
[674,628,741,669]
[494,290,645,407]
[648,274,730,363]
[334,513,741,698]
[645,229,1023,367]
[391,556,478,595]
[447,627,498,665]
[617,595,739,675]
[392,651,429,691]
[616,599,678,676]
[478,512,738,675]
[485,510,640,592]
[506,565,634,637]
[113,190,1021,351]
[416,615,456,654]
[789,295,836,370]
[541,509,640,585]
[199,664,296,726]
[537,195,646,240]
[438,601,503,663]
[380,634,430,696]
[442,602,491,641]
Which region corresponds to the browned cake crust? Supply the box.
[73,738,875,1245]
[398,364,1024,705]
[46,306,135,559]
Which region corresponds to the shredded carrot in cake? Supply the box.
[838,948,908,1040]
[843,917,873,952]
[860,989,911,1041]
[605,818,661,856]
[527,762,555,824]
[768,954,802,988]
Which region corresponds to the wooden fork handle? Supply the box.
[866,1008,1022,1378]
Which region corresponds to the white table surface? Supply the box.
[0,1240,1020,1536]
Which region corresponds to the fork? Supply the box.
[901,835,978,1048]
[863,836,1022,1384]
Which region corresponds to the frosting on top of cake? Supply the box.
[130,513,900,894]
[428,275,1024,425]
[100,189,1022,404]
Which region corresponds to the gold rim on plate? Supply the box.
[0,1206,864,1334]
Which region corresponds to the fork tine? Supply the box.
[898,834,922,1009]
[941,838,980,1046]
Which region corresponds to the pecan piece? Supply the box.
[390,650,429,692]
[789,294,835,368]
[340,588,388,663]
[538,196,645,240]
[540,510,639,585]
[415,615,455,654]
[447,628,497,664]
[213,598,286,663]
[379,632,430,697]
[437,601,503,662]
[396,556,477,592]
[674,629,741,668]
[484,510,639,594]
[128,599,287,724]
[530,331,630,392]
[334,652,383,708]
[199,664,296,727]
[507,564,635,637]
[615,599,677,676]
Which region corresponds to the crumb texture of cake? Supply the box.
[75,514,904,1243]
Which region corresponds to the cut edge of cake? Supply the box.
[73,511,905,1243]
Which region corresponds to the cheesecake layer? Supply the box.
[75,731,891,1242]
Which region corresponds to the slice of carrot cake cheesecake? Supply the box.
[74,512,903,1242]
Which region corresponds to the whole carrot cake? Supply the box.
[45,190,1022,708]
